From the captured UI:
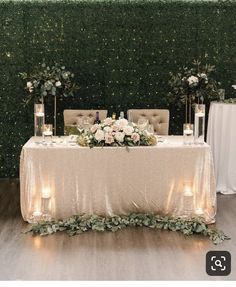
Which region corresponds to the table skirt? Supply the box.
[207,102,236,194]
[20,137,216,223]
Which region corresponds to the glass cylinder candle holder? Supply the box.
[194,104,205,145]
[183,123,194,145]
[183,181,193,217]
[43,124,53,144]
[34,104,45,136]
[41,189,51,221]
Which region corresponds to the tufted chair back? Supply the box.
[63,110,108,126]
[127,109,169,135]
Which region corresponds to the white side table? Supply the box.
[207,102,236,194]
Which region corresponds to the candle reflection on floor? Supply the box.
[33,236,42,250]
[192,239,210,250]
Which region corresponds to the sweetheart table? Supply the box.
[20,136,216,223]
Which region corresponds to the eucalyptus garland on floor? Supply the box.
[27,213,230,245]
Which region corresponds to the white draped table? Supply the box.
[207,102,236,194]
[20,136,216,223]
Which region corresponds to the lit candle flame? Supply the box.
[195,208,203,215]
[183,182,193,196]
[42,187,51,199]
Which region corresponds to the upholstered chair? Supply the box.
[127,109,170,135]
[63,109,108,127]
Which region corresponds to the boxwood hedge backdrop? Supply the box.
[0,0,236,178]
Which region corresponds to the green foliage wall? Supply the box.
[0,0,236,177]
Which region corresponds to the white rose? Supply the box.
[105,133,114,144]
[123,125,134,136]
[112,124,120,132]
[91,124,101,133]
[200,73,208,83]
[116,118,129,128]
[115,131,125,142]
[131,132,140,143]
[200,73,207,78]
[103,117,113,126]
[95,130,105,142]
[27,81,32,88]
[187,76,199,86]
[104,126,112,133]
[55,81,61,87]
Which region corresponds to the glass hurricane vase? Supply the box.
[194,104,205,144]
[34,103,45,136]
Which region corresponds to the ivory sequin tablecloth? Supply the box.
[20,136,216,223]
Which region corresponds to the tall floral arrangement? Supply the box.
[20,62,78,105]
[20,62,78,134]
[168,59,220,123]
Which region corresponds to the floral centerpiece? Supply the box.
[168,59,220,123]
[77,118,157,147]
